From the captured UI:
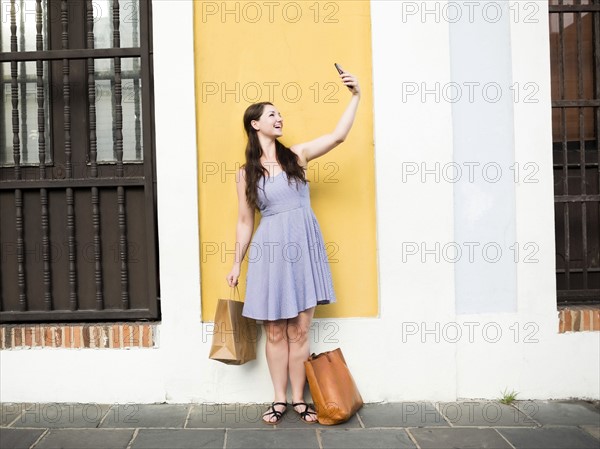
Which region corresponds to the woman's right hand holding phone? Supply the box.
[335,63,360,97]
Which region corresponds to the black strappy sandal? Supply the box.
[292,402,318,424]
[262,402,288,425]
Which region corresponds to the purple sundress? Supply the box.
[242,171,336,321]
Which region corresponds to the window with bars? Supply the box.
[549,0,600,304]
[0,0,159,322]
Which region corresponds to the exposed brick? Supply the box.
[106,325,113,348]
[564,309,573,332]
[581,311,587,331]
[34,326,42,347]
[92,326,101,348]
[93,326,100,348]
[98,326,105,348]
[95,326,102,348]
[130,324,138,346]
[73,326,82,348]
[64,326,72,348]
[593,310,600,331]
[131,324,138,346]
[123,324,132,347]
[558,310,565,333]
[6,326,11,348]
[1,327,7,349]
[82,326,90,348]
[573,310,582,331]
[112,325,121,348]
[87,326,93,348]
[55,327,63,347]
[101,326,110,348]
[99,326,106,348]
[571,310,578,332]
[149,325,155,347]
[45,327,54,347]
[24,327,34,346]
[582,310,591,331]
[142,325,150,347]
[558,307,600,333]
[4,327,9,349]
[132,325,141,347]
[1,322,159,350]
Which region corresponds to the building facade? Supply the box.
[1,0,599,403]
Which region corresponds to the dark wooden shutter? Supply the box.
[0,0,160,322]
[549,0,600,304]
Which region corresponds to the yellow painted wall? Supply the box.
[194,0,378,320]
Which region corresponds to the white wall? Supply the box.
[1,0,598,404]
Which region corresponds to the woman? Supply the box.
[226,66,360,424]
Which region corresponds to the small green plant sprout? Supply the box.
[499,388,519,405]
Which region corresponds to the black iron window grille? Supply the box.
[0,0,159,322]
[549,0,600,304]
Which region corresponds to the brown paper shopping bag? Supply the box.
[209,287,257,365]
[304,348,363,425]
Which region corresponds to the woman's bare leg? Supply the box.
[287,307,317,422]
[263,319,289,423]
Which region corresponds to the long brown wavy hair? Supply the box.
[242,102,307,210]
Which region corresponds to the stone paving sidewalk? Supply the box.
[1,400,599,449]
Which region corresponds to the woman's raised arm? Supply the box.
[291,71,361,165]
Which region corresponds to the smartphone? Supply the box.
[335,63,352,91]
